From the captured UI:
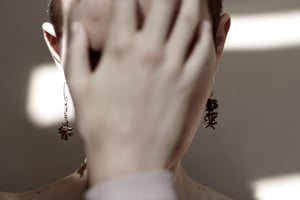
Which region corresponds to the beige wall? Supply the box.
[0,1,299,200]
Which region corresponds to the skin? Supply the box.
[0,0,231,199]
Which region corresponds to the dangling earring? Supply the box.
[58,82,74,140]
[204,93,219,130]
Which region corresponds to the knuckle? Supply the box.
[140,44,163,65]
[112,45,128,58]
[179,76,194,92]
[111,38,132,57]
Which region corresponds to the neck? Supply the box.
[171,161,196,200]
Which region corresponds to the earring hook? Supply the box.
[58,82,74,140]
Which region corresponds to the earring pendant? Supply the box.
[204,97,219,129]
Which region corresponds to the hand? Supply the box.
[64,0,214,185]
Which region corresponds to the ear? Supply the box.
[215,13,231,66]
[42,22,62,67]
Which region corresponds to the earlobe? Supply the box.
[42,22,61,66]
[215,13,231,62]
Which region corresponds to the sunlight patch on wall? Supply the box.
[252,173,300,200]
[225,10,300,51]
[26,64,74,127]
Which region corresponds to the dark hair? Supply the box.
[48,0,223,42]
[208,0,223,39]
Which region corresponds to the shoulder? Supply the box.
[0,161,88,200]
[178,166,232,200]
[0,192,18,200]
[196,184,232,200]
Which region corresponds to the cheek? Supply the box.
[188,55,216,128]
[182,49,217,141]
[168,53,216,166]
[194,50,217,92]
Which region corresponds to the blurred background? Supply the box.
[0,0,300,199]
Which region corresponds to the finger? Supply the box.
[63,0,78,42]
[182,21,214,84]
[142,0,179,44]
[165,0,200,68]
[64,22,90,85]
[110,0,137,35]
[106,0,137,51]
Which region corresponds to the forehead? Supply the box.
[61,0,208,17]
[60,0,209,50]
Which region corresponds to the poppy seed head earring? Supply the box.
[58,83,74,140]
[204,93,219,129]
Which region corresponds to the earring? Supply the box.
[58,83,74,140]
[204,94,219,130]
